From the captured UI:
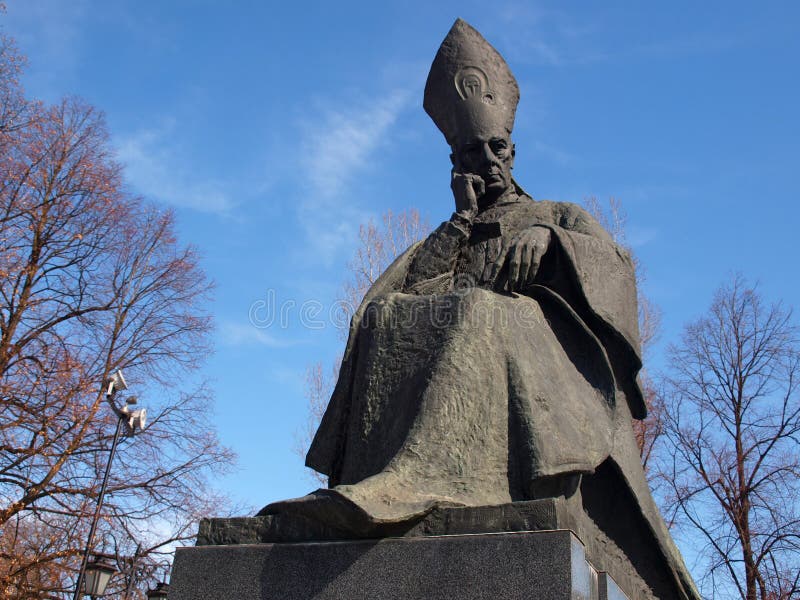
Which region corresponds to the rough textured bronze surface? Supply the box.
[199,499,563,545]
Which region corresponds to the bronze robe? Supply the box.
[307,196,645,516]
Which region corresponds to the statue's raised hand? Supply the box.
[451,171,484,219]
[491,226,552,292]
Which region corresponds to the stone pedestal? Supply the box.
[169,529,628,600]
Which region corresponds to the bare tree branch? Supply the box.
[659,275,800,600]
[0,34,236,599]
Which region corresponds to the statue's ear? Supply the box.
[449,152,456,167]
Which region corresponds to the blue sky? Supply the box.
[4,0,799,547]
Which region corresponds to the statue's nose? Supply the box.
[480,142,494,163]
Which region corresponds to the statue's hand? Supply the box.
[491,226,552,292]
[451,171,484,219]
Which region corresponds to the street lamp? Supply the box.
[146,582,170,599]
[72,370,147,600]
[83,554,116,598]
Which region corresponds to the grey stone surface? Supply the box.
[170,530,598,600]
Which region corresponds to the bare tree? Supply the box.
[584,197,664,470]
[297,209,430,483]
[338,208,430,331]
[0,34,234,598]
[0,33,30,137]
[659,275,800,599]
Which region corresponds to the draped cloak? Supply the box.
[308,195,644,504]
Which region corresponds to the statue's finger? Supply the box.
[489,246,509,283]
[488,260,499,283]
[518,243,533,288]
[528,248,542,284]
[508,245,522,290]
[474,176,485,198]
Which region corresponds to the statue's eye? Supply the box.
[490,140,508,154]
[464,145,480,158]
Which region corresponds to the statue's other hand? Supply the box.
[492,226,552,292]
[451,171,484,218]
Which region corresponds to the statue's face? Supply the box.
[452,134,515,198]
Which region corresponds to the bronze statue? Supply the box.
[262,20,699,600]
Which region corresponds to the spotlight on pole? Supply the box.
[72,370,147,600]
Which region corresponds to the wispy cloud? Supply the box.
[115,120,234,214]
[496,2,603,67]
[218,321,294,348]
[627,226,658,248]
[293,87,413,261]
[532,140,575,166]
[300,89,411,199]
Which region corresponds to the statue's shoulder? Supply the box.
[512,198,612,241]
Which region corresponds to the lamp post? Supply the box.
[82,554,116,599]
[72,370,147,600]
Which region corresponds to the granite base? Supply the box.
[169,529,628,600]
